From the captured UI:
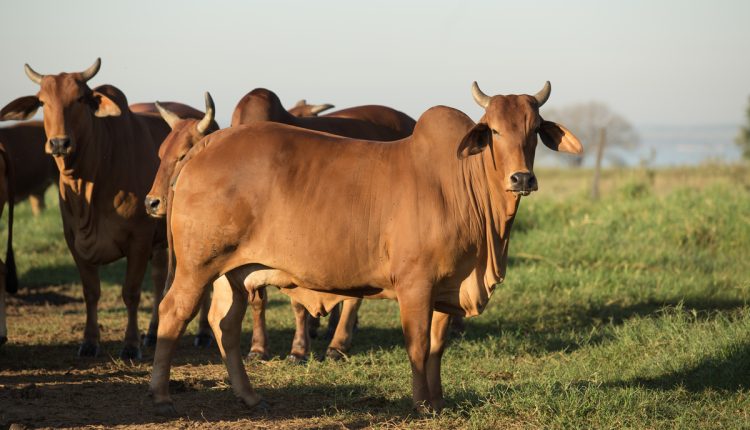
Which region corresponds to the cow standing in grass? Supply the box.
[146,89,416,362]
[148,82,583,413]
[0,59,166,359]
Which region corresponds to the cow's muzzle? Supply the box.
[508,172,538,196]
[144,195,166,218]
[48,137,73,157]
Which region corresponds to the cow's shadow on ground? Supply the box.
[606,340,750,392]
[457,296,748,355]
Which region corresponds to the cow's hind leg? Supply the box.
[245,287,270,361]
[288,299,310,363]
[149,269,209,415]
[144,247,167,348]
[426,310,451,411]
[326,298,363,360]
[120,243,153,360]
[209,275,264,408]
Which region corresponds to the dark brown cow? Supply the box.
[231,88,410,141]
[128,100,219,348]
[0,142,18,346]
[148,89,414,362]
[290,100,417,138]
[0,59,167,359]
[287,99,334,117]
[148,82,582,414]
[0,122,57,215]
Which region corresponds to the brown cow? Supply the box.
[0,142,18,346]
[0,59,167,359]
[287,99,334,117]
[290,100,417,139]
[0,122,57,215]
[131,100,218,348]
[148,82,582,414]
[147,89,414,363]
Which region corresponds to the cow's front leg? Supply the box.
[194,289,213,347]
[121,242,151,360]
[426,310,451,411]
[396,281,434,413]
[0,263,7,346]
[71,253,101,357]
[144,247,167,347]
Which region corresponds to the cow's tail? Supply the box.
[0,147,18,294]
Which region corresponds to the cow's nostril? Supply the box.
[510,173,520,184]
[145,197,161,211]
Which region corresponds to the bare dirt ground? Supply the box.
[0,284,432,430]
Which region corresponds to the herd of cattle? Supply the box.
[0,59,582,414]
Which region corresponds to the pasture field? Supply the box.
[1,164,749,429]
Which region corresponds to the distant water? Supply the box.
[538,124,743,167]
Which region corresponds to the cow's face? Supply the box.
[0,59,120,163]
[145,93,216,218]
[459,82,582,197]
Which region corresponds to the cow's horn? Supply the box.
[155,101,181,129]
[80,58,101,82]
[471,81,491,109]
[294,99,306,107]
[534,81,551,107]
[24,63,44,85]
[196,92,215,135]
[310,103,334,115]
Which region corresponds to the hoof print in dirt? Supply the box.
[193,333,214,348]
[286,354,308,365]
[326,348,347,361]
[120,345,142,360]
[154,401,179,417]
[78,341,100,357]
[245,351,270,362]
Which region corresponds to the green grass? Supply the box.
[1,165,749,429]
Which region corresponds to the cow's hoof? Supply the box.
[154,401,178,417]
[0,336,7,347]
[245,351,270,363]
[78,341,100,357]
[193,332,213,348]
[120,345,142,360]
[247,398,271,413]
[325,348,347,361]
[286,354,308,365]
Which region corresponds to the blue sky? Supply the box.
[1,0,748,129]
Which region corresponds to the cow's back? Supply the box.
[326,105,416,137]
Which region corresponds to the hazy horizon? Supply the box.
[1,1,748,165]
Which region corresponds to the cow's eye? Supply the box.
[492,129,500,136]
[178,153,186,161]
[38,100,45,107]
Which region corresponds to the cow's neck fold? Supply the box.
[461,150,519,289]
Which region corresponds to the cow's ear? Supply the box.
[91,91,121,118]
[539,120,583,154]
[457,123,492,158]
[0,96,41,121]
